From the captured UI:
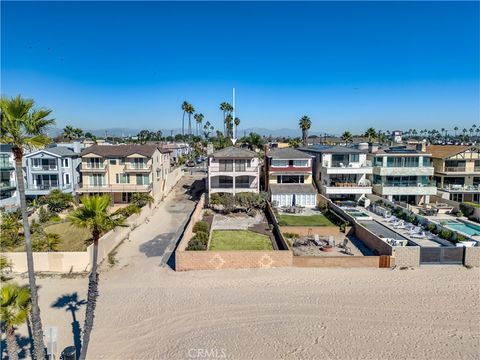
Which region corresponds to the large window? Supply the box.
[89,174,105,186]
[219,160,233,171]
[32,158,57,170]
[116,173,130,184]
[293,160,308,167]
[236,176,250,188]
[218,176,233,188]
[235,160,246,172]
[130,158,148,169]
[34,174,58,189]
[86,158,102,169]
[386,157,419,168]
[136,174,150,185]
[276,175,304,184]
[271,160,288,167]
[445,160,465,171]
[373,157,384,167]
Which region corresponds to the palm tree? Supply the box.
[194,113,204,137]
[364,127,377,143]
[62,125,75,141]
[476,127,480,142]
[298,115,311,146]
[454,126,459,138]
[186,104,195,136]
[341,131,353,143]
[1,282,32,360]
[225,114,233,138]
[288,138,301,148]
[73,127,84,139]
[181,101,189,136]
[203,121,212,140]
[69,195,125,360]
[234,117,240,138]
[219,102,228,135]
[1,95,54,359]
[462,128,468,141]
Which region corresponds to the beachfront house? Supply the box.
[427,145,480,204]
[368,145,436,205]
[76,144,171,204]
[0,144,18,207]
[299,144,372,202]
[207,146,260,197]
[265,147,317,208]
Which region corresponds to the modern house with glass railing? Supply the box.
[24,146,81,198]
[367,145,436,205]
[299,144,372,202]
[265,147,317,207]
[207,146,259,197]
[76,144,171,204]
[0,144,18,207]
[427,145,480,204]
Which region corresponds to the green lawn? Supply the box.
[277,214,335,226]
[43,221,92,251]
[209,230,273,250]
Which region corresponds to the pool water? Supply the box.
[445,222,480,236]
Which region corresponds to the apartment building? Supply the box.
[265,148,317,207]
[299,145,372,201]
[0,144,18,206]
[427,145,480,204]
[207,146,259,197]
[23,146,81,198]
[76,144,171,204]
[368,145,436,205]
[159,142,191,163]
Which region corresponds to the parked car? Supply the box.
[195,157,203,164]
[186,160,195,167]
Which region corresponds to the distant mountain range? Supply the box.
[47,126,334,138]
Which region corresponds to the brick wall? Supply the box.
[392,246,420,268]
[292,256,382,268]
[353,222,393,255]
[464,246,480,267]
[176,194,206,252]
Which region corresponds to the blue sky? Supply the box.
[2,1,479,135]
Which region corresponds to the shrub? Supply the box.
[30,219,43,234]
[456,210,463,218]
[318,203,328,214]
[439,229,453,240]
[193,220,208,233]
[426,223,437,233]
[186,231,209,251]
[210,193,221,205]
[459,203,475,217]
[132,193,154,208]
[283,232,299,240]
[219,193,236,213]
[247,209,257,217]
[0,255,9,271]
[38,207,53,223]
[203,210,213,217]
[43,189,74,213]
[113,204,141,219]
[456,234,467,242]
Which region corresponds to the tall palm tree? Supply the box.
[476,127,480,142]
[341,131,353,143]
[462,128,468,141]
[298,115,311,146]
[69,195,125,360]
[454,126,459,138]
[181,101,189,136]
[225,114,233,138]
[219,102,228,136]
[73,127,84,139]
[186,104,195,136]
[234,117,240,138]
[194,113,204,137]
[364,127,377,143]
[1,283,31,360]
[1,95,54,359]
[63,125,75,140]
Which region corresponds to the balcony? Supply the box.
[81,163,108,172]
[0,181,16,191]
[0,161,14,170]
[31,165,58,171]
[373,166,434,176]
[76,183,152,193]
[444,167,466,172]
[372,182,437,196]
[209,165,259,174]
[25,183,73,195]
[124,164,152,172]
[323,162,373,175]
[439,184,480,193]
[321,181,372,195]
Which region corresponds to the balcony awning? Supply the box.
[269,184,317,195]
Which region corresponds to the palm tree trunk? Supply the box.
[182,112,185,136]
[6,327,19,360]
[14,159,45,360]
[80,238,99,360]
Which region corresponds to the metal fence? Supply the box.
[419,247,464,265]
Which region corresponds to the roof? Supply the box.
[81,144,161,157]
[267,147,312,160]
[298,145,366,154]
[210,146,257,159]
[269,183,317,195]
[426,145,478,159]
[25,147,77,158]
[375,145,430,156]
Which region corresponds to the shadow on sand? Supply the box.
[51,292,87,359]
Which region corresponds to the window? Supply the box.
[116,173,130,184]
[130,158,148,169]
[122,192,132,203]
[373,157,384,167]
[349,154,359,163]
[109,159,117,165]
[89,174,105,186]
[271,160,288,167]
[277,175,304,184]
[63,159,69,167]
[156,170,161,179]
[423,157,431,167]
[32,158,57,170]
[136,174,150,185]
[293,160,308,167]
[65,174,70,185]
[235,160,246,172]
[219,160,233,171]
[119,158,125,165]
[236,176,250,188]
[86,158,102,169]
[451,193,463,202]
[387,157,419,168]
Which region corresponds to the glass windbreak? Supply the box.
[373,157,383,167]
[386,157,419,167]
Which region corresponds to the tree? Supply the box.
[220,102,233,136]
[241,132,265,150]
[341,131,353,143]
[1,94,54,359]
[186,103,195,136]
[364,127,377,142]
[62,125,75,141]
[203,121,213,140]
[225,114,233,138]
[181,101,189,136]
[68,195,125,360]
[194,113,204,137]
[234,117,240,138]
[1,283,32,360]
[288,137,301,148]
[298,115,311,146]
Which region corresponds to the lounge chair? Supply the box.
[394,222,407,229]
[337,238,349,248]
[411,231,426,239]
[313,234,322,246]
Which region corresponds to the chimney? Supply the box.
[368,142,378,153]
[416,140,427,153]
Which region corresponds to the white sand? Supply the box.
[6,176,480,359]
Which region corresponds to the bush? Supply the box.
[193,220,208,233]
[460,203,475,217]
[186,231,209,251]
[456,234,467,242]
[439,229,453,240]
[235,192,268,210]
[283,232,299,240]
[426,223,437,233]
[247,209,257,217]
[43,189,74,213]
[38,207,53,223]
[210,193,221,206]
[456,210,463,217]
[132,193,154,208]
[113,204,141,219]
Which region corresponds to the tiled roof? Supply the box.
[81,144,160,157]
[210,146,257,159]
[298,145,366,154]
[426,145,478,159]
[267,147,312,160]
[269,183,317,195]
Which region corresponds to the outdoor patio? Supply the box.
[291,234,370,257]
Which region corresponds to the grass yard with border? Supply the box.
[43,221,92,251]
[277,214,335,227]
[209,230,273,250]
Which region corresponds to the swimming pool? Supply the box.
[445,221,480,237]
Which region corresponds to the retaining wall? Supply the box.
[464,246,480,267]
[292,256,385,268]
[392,246,421,268]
